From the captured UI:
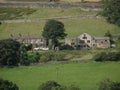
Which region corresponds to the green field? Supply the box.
[0,18,120,40]
[0,62,120,90]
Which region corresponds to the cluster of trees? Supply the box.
[102,0,120,27]
[0,39,40,66]
[94,52,120,62]
[0,78,19,90]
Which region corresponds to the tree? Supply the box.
[0,78,19,90]
[42,19,67,50]
[104,30,114,44]
[20,44,30,65]
[0,39,20,66]
[102,0,120,26]
[104,30,112,38]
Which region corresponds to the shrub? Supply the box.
[111,82,120,90]
[94,52,120,62]
[0,39,20,66]
[40,55,48,63]
[39,52,66,63]
[38,81,80,90]
[0,78,19,90]
[98,79,120,90]
[20,44,30,66]
[68,85,80,90]
[94,52,106,62]
[34,52,41,62]
[53,53,65,61]
[38,81,60,90]
[28,52,41,63]
[40,52,53,63]
[60,45,74,50]
[98,79,112,90]
[25,44,32,51]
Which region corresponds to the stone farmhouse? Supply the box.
[11,33,110,50]
[10,35,48,49]
[65,33,110,49]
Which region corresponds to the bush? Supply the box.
[53,85,80,90]
[40,55,49,63]
[38,81,80,90]
[53,53,65,61]
[0,78,19,90]
[0,39,20,66]
[38,81,60,90]
[98,79,112,90]
[28,52,40,63]
[94,52,120,62]
[60,45,74,50]
[111,82,120,90]
[20,44,30,66]
[40,52,53,63]
[25,44,32,51]
[39,52,65,63]
[98,79,120,90]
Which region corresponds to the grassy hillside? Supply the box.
[0,7,37,20]
[0,8,119,40]
[0,8,97,20]
[25,8,97,19]
[0,18,120,40]
[0,62,120,90]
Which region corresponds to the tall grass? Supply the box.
[0,7,37,20]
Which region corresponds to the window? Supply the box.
[87,40,90,43]
[82,34,87,39]
[83,37,87,39]
[101,41,103,43]
[105,40,107,42]
[71,42,75,45]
